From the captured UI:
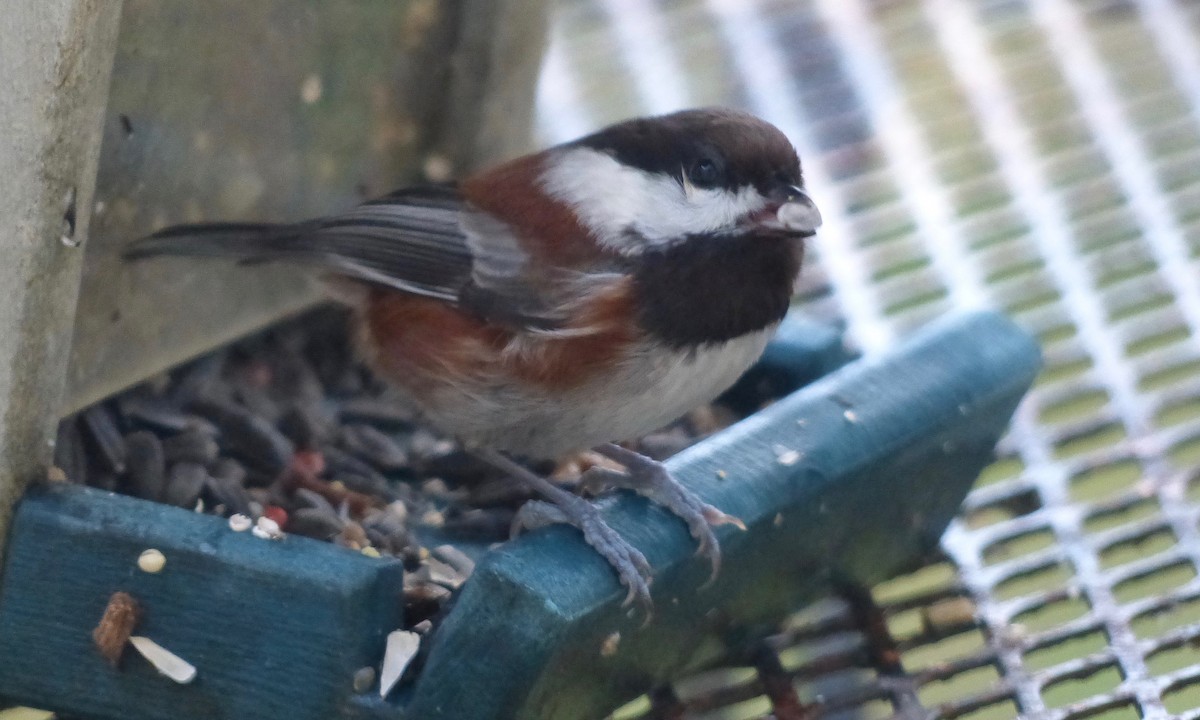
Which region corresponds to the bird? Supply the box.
[125,107,822,609]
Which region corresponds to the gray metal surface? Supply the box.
[536,0,1200,717]
[65,0,547,414]
[0,1,124,560]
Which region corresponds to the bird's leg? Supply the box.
[472,448,653,610]
[584,443,745,583]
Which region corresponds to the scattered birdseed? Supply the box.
[252,515,284,540]
[774,446,802,466]
[423,557,465,590]
[92,591,141,666]
[58,306,790,651]
[262,505,289,528]
[411,619,433,634]
[432,544,475,579]
[843,409,859,423]
[715,469,728,480]
[352,666,376,694]
[600,632,621,657]
[361,546,381,558]
[137,549,166,574]
[46,466,67,483]
[128,636,197,684]
[379,630,421,698]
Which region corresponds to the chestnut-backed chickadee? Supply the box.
[127,108,822,608]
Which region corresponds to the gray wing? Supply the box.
[126,186,473,303]
[126,185,613,331]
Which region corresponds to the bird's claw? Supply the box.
[512,498,654,613]
[584,448,745,587]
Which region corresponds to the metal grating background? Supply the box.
[535,0,1200,718]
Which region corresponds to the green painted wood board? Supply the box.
[0,486,403,720]
[397,310,1040,719]
[0,310,1038,719]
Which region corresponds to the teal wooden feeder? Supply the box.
[0,310,1040,720]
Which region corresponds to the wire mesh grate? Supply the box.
[536,0,1200,717]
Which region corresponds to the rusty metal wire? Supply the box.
[538,0,1200,717]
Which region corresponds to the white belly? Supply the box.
[434,326,777,458]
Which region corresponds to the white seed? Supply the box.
[843,409,859,423]
[775,447,802,466]
[137,549,166,574]
[129,636,196,684]
[379,630,421,698]
[228,514,252,532]
[252,515,283,540]
[352,666,376,694]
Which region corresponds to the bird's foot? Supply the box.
[472,448,654,612]
[585,443,745,584]
[512,497,653,611]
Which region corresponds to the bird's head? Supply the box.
[539,107,822,255]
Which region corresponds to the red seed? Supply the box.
[263,505,289,529]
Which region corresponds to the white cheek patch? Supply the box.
[539,147,767,252]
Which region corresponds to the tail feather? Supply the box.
[122,222,297,261]
[123,192,473,303]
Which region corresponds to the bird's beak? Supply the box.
[773,185,823,235]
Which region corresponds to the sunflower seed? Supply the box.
[188,398,293,473]
[125,431,166,501]
[379,630,420,698]
[288,507,345,541]
[164,462,208,508]
[81,404,127,474]
[161,430,219,465]
[128,636,196,684]
[54,418,88,485]
[340,424,409,472]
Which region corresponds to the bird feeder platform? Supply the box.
[0,310,1039,720]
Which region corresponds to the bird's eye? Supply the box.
[687,158,721,188]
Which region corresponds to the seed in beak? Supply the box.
[776,188,823,234]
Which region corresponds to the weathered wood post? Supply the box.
[0,0,125,557]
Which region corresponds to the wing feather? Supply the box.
[125,184,619,333]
